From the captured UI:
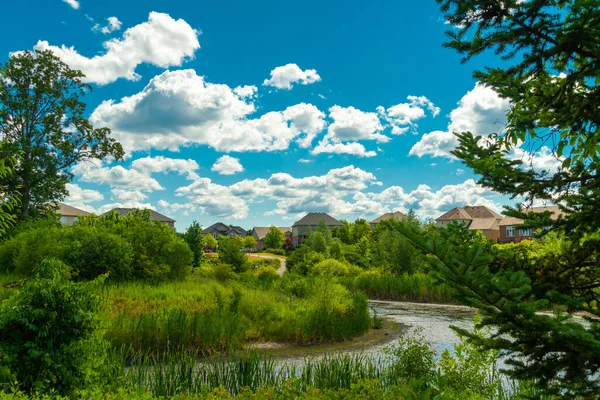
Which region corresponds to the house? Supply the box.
[250,226,292,251]
[103,207,176,228]
[56,202,90,226]
[369,211,407,229]
[499,205,565,243]
[291,212,342,247]
[436,205,503,242]
[203,222,248,239]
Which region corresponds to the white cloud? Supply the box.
[63,0,79,9]
[131,156,200,180]
[212,155,245,175]
[311,106,385,157]
[234,85,258,98]
[91,69,326,153]
[93,16,123,34]
[263,63,321,90]
[410,82,510,158]
[73,161,164,192]
[111,188,148,202]
[298,159,313,163]
[64,183,103,212]
[34,12,199,85]
[384,95,440,134]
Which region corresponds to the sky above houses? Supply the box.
[0,0,562,231]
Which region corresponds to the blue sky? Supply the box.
[0,0,561,231]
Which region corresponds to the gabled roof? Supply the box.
[469,218,500,230]
[103,208,175,223]
[436,206,501,221]
[203,222,231,234]
[499,205,565,226]
[292,212,342,227]
[230,226,248,235]
[57,202,90,217]
[370,211,407,224]
[252,226,292,240]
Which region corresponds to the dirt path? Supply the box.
[254,254,287,276]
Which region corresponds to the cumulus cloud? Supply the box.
[310,106,385,157]
[263,63,321,90]
[93,16,122,34]
[64,183,103,212]
[233,85,258,98]
[383,95,440,134]
[63,0,79,9]
[410,82,510,159]
[91,69,326,153]
[212,155,245,175]
[111,188,148,202]
[34,12,199,85]
[72,156,200,193]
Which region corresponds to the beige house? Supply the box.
[291,212,342,247]
[103,207,176,228]
[250,226,292,251]
[369,211,407,229]
[57,202,90,226]
[499,205,565,243]
[436,205,503,241]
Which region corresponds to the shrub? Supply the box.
[63,227,134,281]
[0,259,105,395]
[264,248,285,256]
[2,227,65,275]
[218,236,247,273]
[213,263,238,281]
[311,259,349,277]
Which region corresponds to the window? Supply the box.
[519,228,531,237]
[506,226,515,237]
[212,232,218,239]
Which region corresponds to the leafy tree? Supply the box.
[309,231,328,254]
[371,221,421,274]
[218,235,247,273]
[351,218,371,243]
[183,221,205,267]
[264,226,285,249]
[315,220,332,244]
[336,220,353,244]
[243,235,258,249]
[391,1,600,395]
[0,50,124,219]
[0,259,106,395]
[0,147,19,238]
[204,233,218,249]
[329,238,345,261]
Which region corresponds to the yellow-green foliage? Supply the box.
[98,273,371,355]
[311,259,349,277]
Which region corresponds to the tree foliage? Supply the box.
[264,226,285,249]
[0,259,106,395]
[218,235,247,273]
[183,221,205,268]
[392,1,600,395]
[0,50,124,219]
[0,147,19,238]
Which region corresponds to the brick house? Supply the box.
[202,222,248,239]
[250,226,292,251]
[369,211,407,229]
[499,206,565,243]
[291,212,342,247]
[435,205,503,242]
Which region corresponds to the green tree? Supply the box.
[310,231,328,255]
[316,220,332,244]
[183,221,205,268]
[0,146,19,238]
[243,235,258,249]
[263,226,285,249]
[336,220,352,244]
[218,235,247,273]
[351,218,371,243]
[204,233,218,249]
[0,50,124,219]
[0,259,105,395]
[391,1,600,396]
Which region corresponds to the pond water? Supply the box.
[260,300,477,362]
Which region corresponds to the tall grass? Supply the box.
[341,273,456,303]
[98,273,372,355]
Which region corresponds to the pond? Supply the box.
[255,300,477,362]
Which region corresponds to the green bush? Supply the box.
[218,236,247,273]
[264,248,285,256]
[63,227,134,281]
[2,227,65,275]
[213,263,238,281]
[311,259,350,277]
[0,259,105,395]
